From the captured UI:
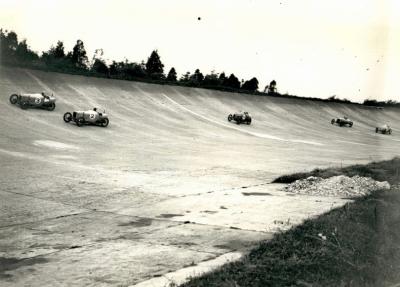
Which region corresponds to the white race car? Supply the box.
[63,108,109,127]
[9,92,56,110]
[375,124,392,135]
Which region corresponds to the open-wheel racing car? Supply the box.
[331,116,353,127]
[228,111,252,125]
[375,124,392,135]
[9,92,56,111]
[63,108,109,127]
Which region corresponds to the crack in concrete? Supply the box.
[9,175,273,233]
[1,187,273,235]
[178,181,273,198]
[96,209,272,234]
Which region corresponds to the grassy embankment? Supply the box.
[180,157,400,287]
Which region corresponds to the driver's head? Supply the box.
[93,108,97,111]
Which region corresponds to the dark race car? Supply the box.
[331,117,353,127]
[63,108,109,127]
[228,111,252,125]
[9,92,56,111]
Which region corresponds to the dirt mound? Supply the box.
[285,175,390,197]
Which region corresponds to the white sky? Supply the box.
[1,0,399,102]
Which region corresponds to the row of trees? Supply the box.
[0,29,279,94]
[3,29,399,107]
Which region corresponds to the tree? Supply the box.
[145,50,164,79]
[241,77,259,92]
[0,30,19,62]
[266,80,277,94]
[179,71,191,83]
[109,61,121,76]
[90,49,109,75]
[224,73,241,89]
[218,72,226,85]
[0,30,39,64]
[42,40,74,70]
[203,70,220,86]
[166,67,177,82]
[15,39,39,62]
[92,59,109,75]
[328,95,337,102]
[43,41,66,61]
[4,31,18,52]
[108,59,147,79]
[125,62,146,78]
[53,41,65,58]
[190,69,204,85]
[69,39,88,69]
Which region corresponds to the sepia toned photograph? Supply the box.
[0,1,399,286]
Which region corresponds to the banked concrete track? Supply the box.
[0,67,399,286]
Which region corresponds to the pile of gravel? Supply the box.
[285,175,390,198]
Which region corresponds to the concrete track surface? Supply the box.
[0,67,399,286]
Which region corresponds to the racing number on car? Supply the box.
[89,114,95,119]
[35,98,41,104]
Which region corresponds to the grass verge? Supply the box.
[180,157,400,287]
[272,157,400,184]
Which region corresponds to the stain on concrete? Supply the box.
[0,256,48,275]
[69,245,81,249]
[171,242,197,247]
[201,210,218,214]
[118,218,153,227]
[29,243,66,250]
[156,214,184,218]
[0,272,12,279]
[116,233,144,241]
[242,192,272,196]
[93,276,120,284]
[214,239,255,250]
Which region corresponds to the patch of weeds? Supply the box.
[181,157,400,287]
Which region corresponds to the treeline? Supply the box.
[1,29,399,108]
[362,99,400,108]
[0,29,269,94]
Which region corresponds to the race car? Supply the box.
[331,117,353,127]
[375,124,392,135]
[63,108,109,127]
[9,92,56,111]
[228,111,252,125]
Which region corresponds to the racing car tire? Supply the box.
[375,127,378,133]
[47,103,56,111]
[20,102,28,110]
[76,118,84,127]
[63,112,72,123]
[9,94,18,105]
[228,114,233,122]
[349,123,353,127]
[101,118,109,127]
